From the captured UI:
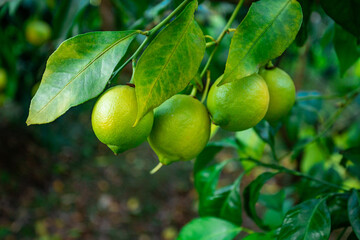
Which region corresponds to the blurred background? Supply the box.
[0,0,359,239]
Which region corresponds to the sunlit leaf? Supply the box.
[177,217,241,240]
[27,31,137,125]
[134,0,205,125]
[219,0,302,85]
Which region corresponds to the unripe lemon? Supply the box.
[260,67,296,123]
[25,20,51,46]
[0,68,7,91]
[207,74,269,131]
[148,94,210,165]
[91,85,154,154]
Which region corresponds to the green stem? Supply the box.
[150,162,163,174]
[190,85,197,97]
[110,0,192,83]
[199,0,244,78]
[148,0,192,35]
[201,70,211,103]
[240,157,348,191]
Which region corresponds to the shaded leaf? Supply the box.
[278,198,331,240]
[327,193,351,230]
[195,160,229,198]
[134,0,205,125]
[295,0,313,46]
[243,171,279,230]
[334,25,360,76]
[177,217,241,240]
[194,138,238,175]
[219,0,303,85]
[27,31,137,125]
[219,174,244,225]
[348,190,360,239]
[320,0,360,39]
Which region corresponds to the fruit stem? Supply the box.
[201,70,211,103]
[199,0,244,79]
[150,162,163,174]
[190,85,197,97]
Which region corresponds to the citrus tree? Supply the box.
[22,0,360,239]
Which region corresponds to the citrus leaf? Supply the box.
[278,198,331,240]
[243,171,279,230]
[327,193,350,230]
[26,31,137,125]
[348,190,360,239]
[219,0,302,85]
[334,25,360,76]
[219,173,244,225]
[133,0,205,125]
[177,217,241,240]
[195,160,229,198]
[320,0,360,39]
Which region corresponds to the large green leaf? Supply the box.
[177,217,241,240]
[219,174,244,225]
[133,0,205,125]
[348,190,360,239]
[243,172,278,230]
[334,25,360,76]
[195,160,229,197]
[278,198,331,240]
[320,0,360,39]
[243,171,279,230]
[26,31,137,125]
[327,193,350,230]
[195,160,243,225]
[219,0,303,85]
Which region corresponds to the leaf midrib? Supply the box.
[303,199,325,239]
[139,13,193,118]
[225,0,293,80]
[32,31,136,118]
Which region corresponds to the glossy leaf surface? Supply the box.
[278,198,331,240]
[348,190,360,239]
[220,0,302,85]
[27,31,137,125]
[134,0,205,124]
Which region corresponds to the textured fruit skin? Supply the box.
[91,85,154,154]
[207,74,269,131]
[25,20,51,46]
[148,94,210,165]
[260,67,296,123]
[0,68,7,91]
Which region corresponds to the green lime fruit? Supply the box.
[0,68,7,91]
[25,20,51,46]
[260,67,296,123]
[207,73,269,131]
[148,94,210,165]
[91,85,154,154]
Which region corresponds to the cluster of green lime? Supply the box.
[91,67,295,166]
